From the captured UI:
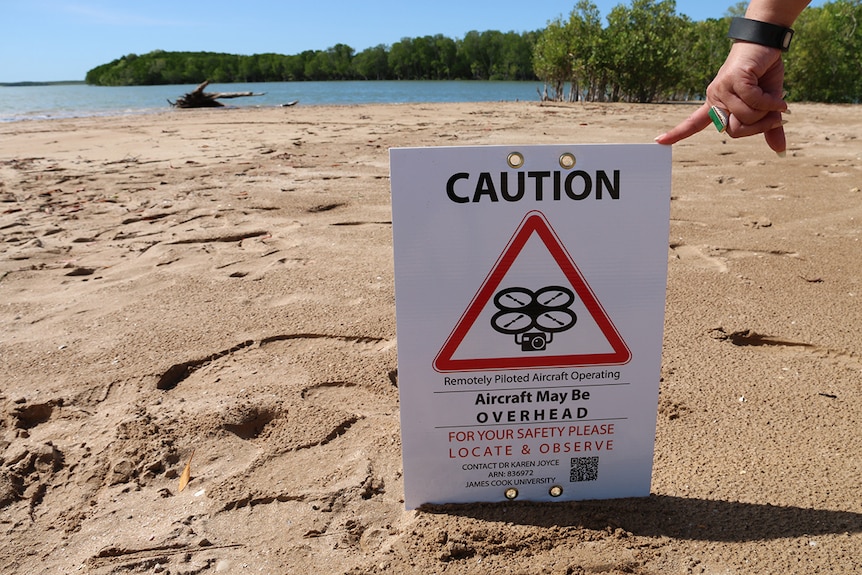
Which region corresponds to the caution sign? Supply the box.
[390,144,671,509]
[434,211,631,372]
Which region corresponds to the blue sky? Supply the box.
[0,1,822,82]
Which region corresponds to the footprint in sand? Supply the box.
[711,327,862,373]
[301,381,392,417]
[669,243,729,273]
[670,244,799,273]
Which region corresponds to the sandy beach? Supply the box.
[1,101,860,574]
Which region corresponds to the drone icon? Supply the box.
[490,286,577,352]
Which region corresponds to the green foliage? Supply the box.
[532,17,573,99]
[84,1,862,103]
[532,1,607,102]
[724,2,749,18]
[534,0,692,103]
[85,30,537,86]
[675,17,732,99]
[785,0,862,102]
[604,0,686,102]
[533,0,862,103]
[352,45,390,80]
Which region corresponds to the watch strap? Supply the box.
[728,17,794,52]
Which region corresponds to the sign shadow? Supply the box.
[419,494,862,542]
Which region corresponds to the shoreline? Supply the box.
[8,97,858,126]
[0,79,548,123]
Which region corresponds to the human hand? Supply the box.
[655,41,789,154]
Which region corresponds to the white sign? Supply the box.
[390,144,671,509]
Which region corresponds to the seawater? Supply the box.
[0,80,544,122]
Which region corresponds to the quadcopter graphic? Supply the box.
[490,286,577,352]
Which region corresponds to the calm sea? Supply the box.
[0,80,543,122]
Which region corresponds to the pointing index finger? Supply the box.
[654,103,712,145]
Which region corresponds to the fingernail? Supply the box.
[783,108,792,115]
[776,150,787,158]
[654,134,666,142]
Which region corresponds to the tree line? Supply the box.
[85,0,862,103]
[534,0,862,103]
[84,30,538,86]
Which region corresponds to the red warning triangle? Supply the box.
[434,211,631,372]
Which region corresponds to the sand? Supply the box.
[1,101,860,574]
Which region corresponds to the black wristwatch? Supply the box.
[728,17,794,52]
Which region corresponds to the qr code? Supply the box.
[570,456,599,482]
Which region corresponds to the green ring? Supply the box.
[708,106,728,133]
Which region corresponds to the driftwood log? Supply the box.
[169,80,264,108]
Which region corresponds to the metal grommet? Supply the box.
[507,152,524,169]
[549,485,564,498]
[559,153,576,169]
[504,488,519,500]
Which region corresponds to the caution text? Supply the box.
[446,170,621,203]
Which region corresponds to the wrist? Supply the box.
[728,17,794,51]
